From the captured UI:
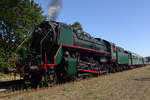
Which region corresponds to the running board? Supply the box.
[83,70,107,74]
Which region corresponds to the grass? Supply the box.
[0,72,11,81]
[0,72,20,82]
[8,92,14,99]
[2,65,150,100]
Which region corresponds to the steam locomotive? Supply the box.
[17,21,147,87]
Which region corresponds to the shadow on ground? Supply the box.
[134,77,150,81]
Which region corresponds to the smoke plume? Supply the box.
[48,0,62,21]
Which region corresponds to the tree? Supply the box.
[0,0,46,51]
[0,0,46,72]
[71,21,83,31]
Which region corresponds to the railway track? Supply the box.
[0,79,26,98]
[0,80,24,91]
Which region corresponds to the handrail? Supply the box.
[54,44,62,59]
[40,31,50,64]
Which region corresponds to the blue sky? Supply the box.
[35,0,150,57]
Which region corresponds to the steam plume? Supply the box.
[48,0,62,21]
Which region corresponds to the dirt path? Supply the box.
[3,65,150,100]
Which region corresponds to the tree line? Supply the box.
[0,0,46,72]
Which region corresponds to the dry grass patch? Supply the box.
[0,73,20,82]
[2,65,150,100]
